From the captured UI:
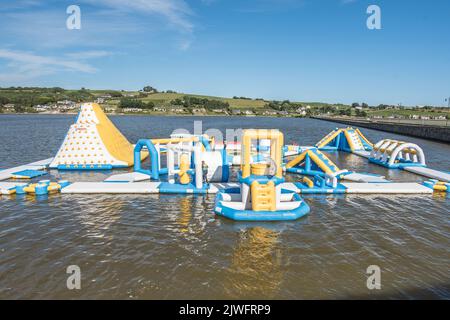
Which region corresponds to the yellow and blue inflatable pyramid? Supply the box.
[50,103,137,170]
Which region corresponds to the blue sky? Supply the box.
[0,0,449,106]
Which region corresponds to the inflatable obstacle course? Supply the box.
[131,133,228,192]
[0,180,71,196]
[50,103,144,170]
[315,127,373,152]
[214,129,310,221]
[285,148,343,177]
[284,147,388,183]
[1,103,448,223]
[317,128,450,183]
[15,180,70,196]
[369,139,426,169]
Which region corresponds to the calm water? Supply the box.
[0,114,449,299]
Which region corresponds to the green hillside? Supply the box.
[1,87,447,120]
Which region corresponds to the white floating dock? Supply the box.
[60,181,434,195]
[342,182,433,194]
[403,166,450,183]
[352,150,371,159]
[61,182,242,194]
[0,182,28,195]
[62,182,162,194]
[104,172,151,183]
[342,172,388,183]
[0,158,53,181]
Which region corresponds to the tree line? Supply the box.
[171,96,230,110]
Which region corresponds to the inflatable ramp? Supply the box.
[316,127,372,152]
[286,148,388,182]
[50,103,142,170]
[286,148,340,176]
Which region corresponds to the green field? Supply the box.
[140,92,268,109]
[365,109,450,117]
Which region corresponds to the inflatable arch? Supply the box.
[134,139,159,180]
[369,139,426,168]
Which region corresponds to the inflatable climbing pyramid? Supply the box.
[50,103,137,170]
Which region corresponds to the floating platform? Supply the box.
[403,166,450,183]
[341,182,433,194]
[104,172,151,182]
[0,158,53,181]
[59,180,434,195]
[61,182,241,194]
[274,181,432,194]
[61,182,161,194]
[341,172,388,183]
[0,182,29,195]
[11,169,47,179]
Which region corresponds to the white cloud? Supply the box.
[82,0,194,33]
[0,49,103,81]
[65,50,112,60]
[1,1,195,53]
[0,0,42,11]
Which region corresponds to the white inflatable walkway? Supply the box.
[341,182,433,194]
[62,182,162,194]
[0,158,53,181]
[104,172,151,182]
[403,166,450,183]
[61,181,432,195]
[61,182,241,194]
[341,172,388,183]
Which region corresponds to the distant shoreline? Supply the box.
[313,116,450,143]
[0,112,304,118]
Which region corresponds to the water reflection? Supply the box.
[178,197,193,234]
[225,227,283,298]
[73,196,124,240]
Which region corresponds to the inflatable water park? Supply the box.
[1,103,449,221]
